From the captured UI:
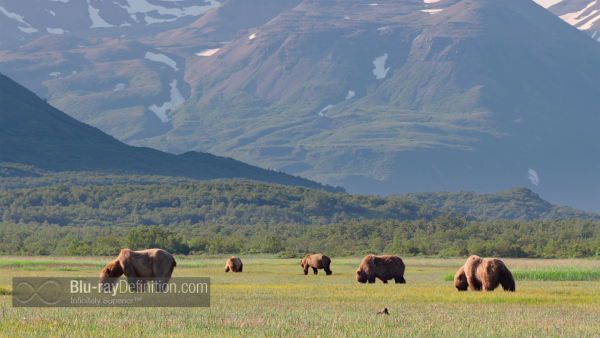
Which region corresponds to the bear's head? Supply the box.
[300,258,309,275]
[356,270,368,283]
[454,266,468,291]
[99,259,123,292]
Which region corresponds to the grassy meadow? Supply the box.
[1,256,600,337]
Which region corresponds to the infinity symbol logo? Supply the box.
[14,280,62,305]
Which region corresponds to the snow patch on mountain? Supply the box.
[528,169,540,186]
[256,134,271,142]
[373,54,390,80]
[580,13,600,30]
[1,6,38,33]
[115,0,220,25]
[149,80,185,123]
[318,105,333,117]
[0,6,28,25]
[412,34,422,45]
[47,28,67,34]
[533,0,564,8]
[346,91,355,100]
[421,9,443,14]
[144,52,179,71]
[18,27,38,34]
[560,1,599,26]
[196,49,220,56]
[88,1,115,28]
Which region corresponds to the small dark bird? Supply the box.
[377,308,389,315]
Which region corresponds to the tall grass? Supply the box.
[512,269,600,281]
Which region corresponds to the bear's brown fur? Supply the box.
[300,254,332,275]
[99,248,176,292]
[225,257,243,272]
[454,265,468,291]
[454,255,516,291]
[356,255,406,284]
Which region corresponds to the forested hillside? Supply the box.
[0,183,441,227]
[1,183,599,258]
[391,188,600,222]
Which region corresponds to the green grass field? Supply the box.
[1,256,600,337]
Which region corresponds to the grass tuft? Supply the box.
[442,273,454,281]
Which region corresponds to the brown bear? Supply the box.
[454,265,468,291]
[454,255,515,292]
[356,255,406,284]
[300,254,332,275]
[225,257,243,272]
[99,248,176,292]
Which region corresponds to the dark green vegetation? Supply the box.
[0,162,265,190]
[391,188,600,222]
[0,74,341,193]
[1,183,598,258]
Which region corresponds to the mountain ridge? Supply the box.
[0,73,343,193]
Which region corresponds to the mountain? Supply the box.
[1,0,599,212]
[0,0,301,145]
[391,187,600,221]
[136,0,600,212]
[0,0,220,51]
[0,73,342,193]
[535,0,600,41]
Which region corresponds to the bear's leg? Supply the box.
[378,278,388,284]
[368,276,376,283]
[239,264,243,273]
[470,280,482,291]
[395,276,406,284]
[312,267,318,275]
[325,267,332,275]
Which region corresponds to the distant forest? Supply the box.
[0,183,598,258]
[391,188,600,222]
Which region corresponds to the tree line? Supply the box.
[1,217,598,258]
[0,183,598,258]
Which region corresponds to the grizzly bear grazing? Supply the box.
[356,255,406,284]
[225,257,243,272]
[454,255,515,292]
[300,254,332,275]
[99,248,176,292]
[454,265,468,291]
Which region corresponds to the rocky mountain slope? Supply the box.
[0,73,342,192]
[139,0,600,212]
